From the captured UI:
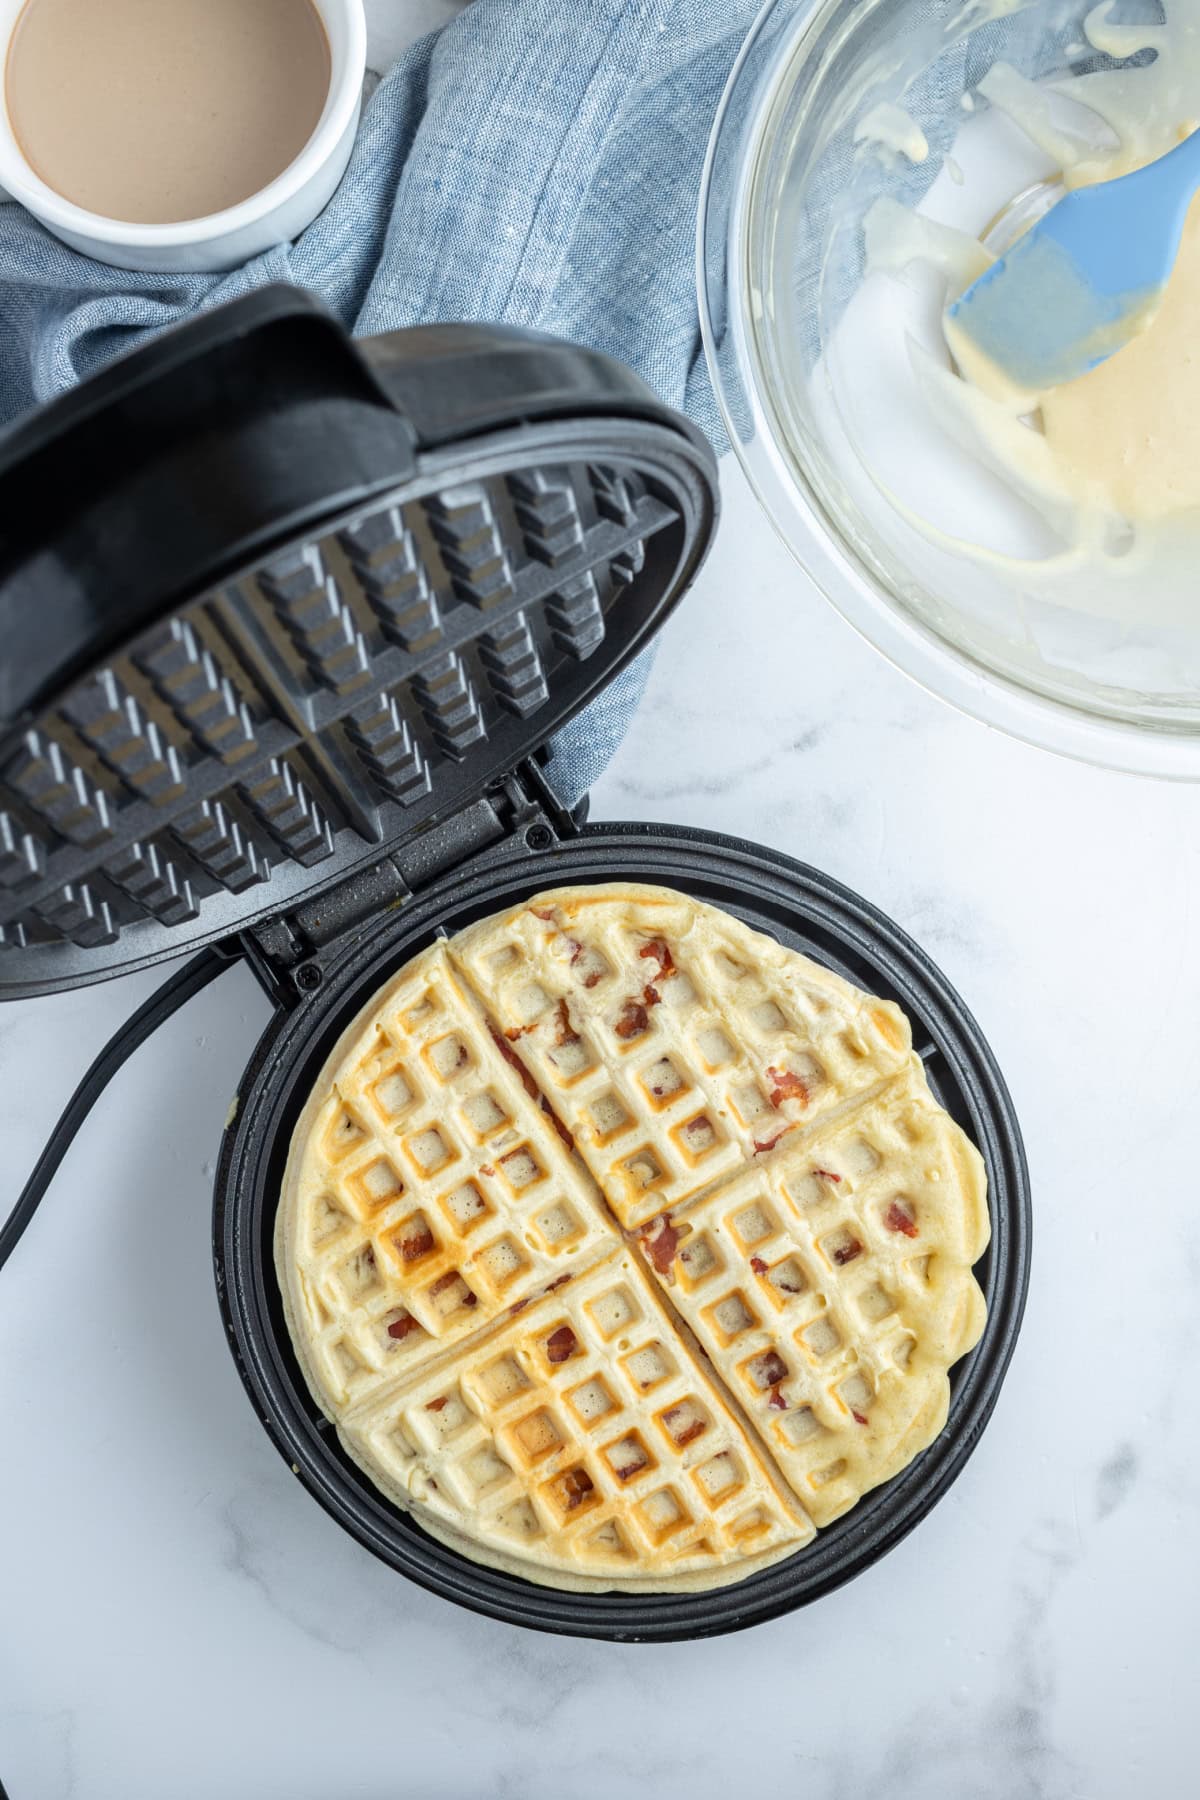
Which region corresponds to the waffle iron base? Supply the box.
[214,821,1030,1642]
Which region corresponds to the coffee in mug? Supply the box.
[5,0,332,225]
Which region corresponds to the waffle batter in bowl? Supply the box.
[277,883,989,1593]
[701,0,1200,774]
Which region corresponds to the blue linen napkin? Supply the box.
[0,0,756,804]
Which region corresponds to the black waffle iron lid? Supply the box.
[0,288,719,998]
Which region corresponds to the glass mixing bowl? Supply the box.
[699,0,1200,777]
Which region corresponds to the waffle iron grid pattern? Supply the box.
[0,458,675,954]
[282,942,615,1414]
[451,889,915,1228]
[344,1248,811,1585]
[279,886,990,1588]
[643,1081,990,1527]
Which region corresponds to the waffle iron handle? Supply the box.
[0,288,420,728]
[0,287,398,486]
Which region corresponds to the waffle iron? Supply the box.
[0,287,1030,1641]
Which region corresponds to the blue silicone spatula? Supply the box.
[945,128,1200,390]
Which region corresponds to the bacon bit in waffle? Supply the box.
[541,1097,575,1151]
[455,1045,469,1069]
[504,1024,533,1041]
[387,1312,419,1341]
[753,1126,795,1155]
[488,1025,540,1099]
[362,1244,376,1265]
[663,1407,706,1447]
[546,1325,577,1363]
[615,999,649,1039]
[399,1228,435,1262]
[639,938,676,983]
[885,1201,919,1238]
[767,1066,809,1108]
[544,1274,571,1293]
[852,1410,868,1426]
[814,1168,842,1184]
[640,1214,681,1276]
[616,972,667,1036]
[566,935,605,987]
[480,1164,495,1177]
[509,1298,530,1316]
[750,1256,769,1275]
[562,1469,594,1510]
[768,1384,787,1411]
[554,999,579,1046]
[613,1456,647,1481]
[833,1237,863,1265]
[426,1396,448,1412]
[774,1273,802,1294]
[682,1113,713,1150]
[530,907,556,922]
[422,1279,472,1311]
[757,1350,788,1387]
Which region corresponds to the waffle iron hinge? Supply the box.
[241,757,581,1006]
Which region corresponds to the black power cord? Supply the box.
[0,946,231,1275]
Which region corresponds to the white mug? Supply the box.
[0,0,366,271]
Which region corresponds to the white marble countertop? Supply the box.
[3,7,1200,1798]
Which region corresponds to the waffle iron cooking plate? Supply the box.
[0,289,1030,1640]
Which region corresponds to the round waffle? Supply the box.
[277,883,989,1591]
